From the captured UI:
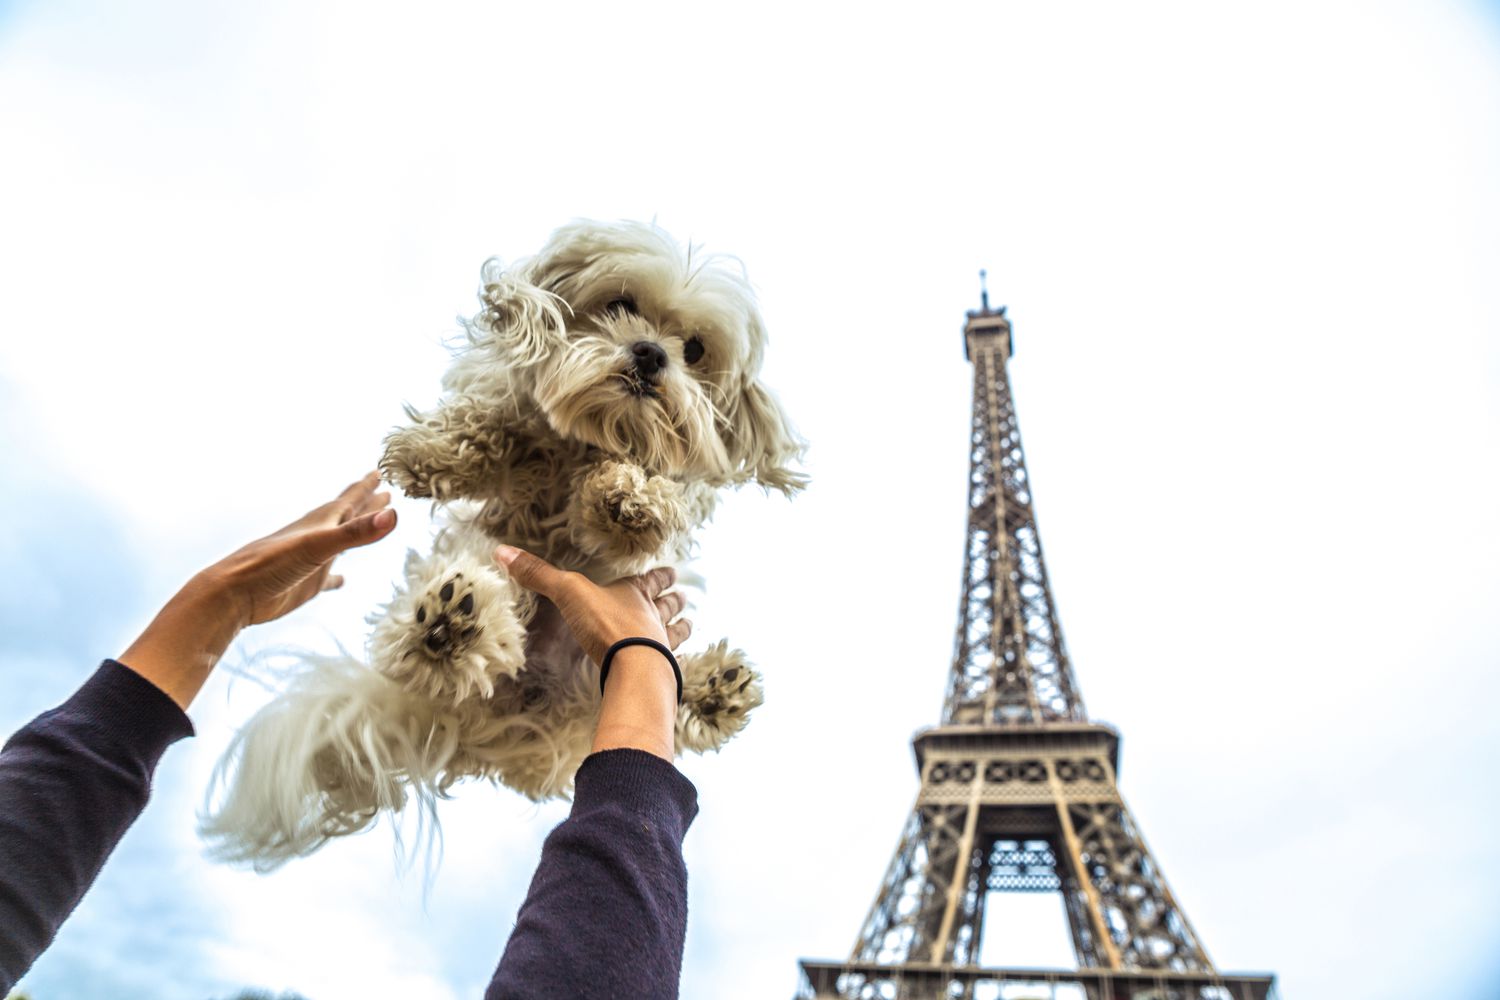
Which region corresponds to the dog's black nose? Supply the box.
[631,341,668,379]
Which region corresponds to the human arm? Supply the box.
[0,473,397,991]
[483,547,698,1000]
[0,661,191,993]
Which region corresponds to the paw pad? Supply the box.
[697,664,757,718]
[416,574,482,657]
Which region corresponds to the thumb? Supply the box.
[303,507,398,563]
[495,544,568,599]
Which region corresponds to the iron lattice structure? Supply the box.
[796,303,1276,1000]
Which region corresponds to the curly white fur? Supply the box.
[201,221,800,869]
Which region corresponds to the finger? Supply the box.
[351,490,392,520]
[289,471,383,532]
[331,471,382,518]
[494,544,572,599]
[322,573,345,591]
[633,566,677,601]
[302,507,397,563]
[342,470,381,498]
[665,617,692,650]
[653,590,687,623]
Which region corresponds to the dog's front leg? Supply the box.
[567,460,699,572]
[380,392,514,501]
[675,639,764,754]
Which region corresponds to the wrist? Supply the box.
[592,645,678,761]
[118,574,247,711]
[605,644,679,696]
[600,638,682,703]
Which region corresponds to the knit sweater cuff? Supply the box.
[572,748,700,839]
[60,660,196,772]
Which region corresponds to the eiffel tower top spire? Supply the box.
[944,304,1086,726]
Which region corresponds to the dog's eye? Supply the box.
[683,336,705,364]
[605,296,639,317]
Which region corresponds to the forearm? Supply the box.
[0,662,193,992]
[591,645,679,760]
[485,749,698,1000]
[117,573,245,711]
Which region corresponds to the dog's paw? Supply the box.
[384,463,434,500]
[570,461,689,561]
[380,413,501,502]
[371,556,526,704]
[676,641,763,754]
[379,428,442,499]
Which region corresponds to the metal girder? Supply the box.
[849,731,1208,974]
[796,961,1278,1000]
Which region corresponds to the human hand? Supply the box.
[199,471,397,629]
[492,545,691,664]
[494,544,691,759]
[119,472,398,710]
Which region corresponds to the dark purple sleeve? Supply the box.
[486,748,699,1000]
[0,659,194,992]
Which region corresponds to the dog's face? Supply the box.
[475,221,804,492]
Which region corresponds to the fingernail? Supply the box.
[373,509,396,530]
[494,544,519,566]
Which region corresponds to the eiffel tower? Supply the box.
[796,288,1277,1000]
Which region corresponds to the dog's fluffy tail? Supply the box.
[199,653,446,871]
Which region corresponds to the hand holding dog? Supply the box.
[494,545,691,662]
[495,544,690,760]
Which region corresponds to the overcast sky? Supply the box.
[2,2,1498,998]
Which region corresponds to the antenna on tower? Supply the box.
[979,269,990,312]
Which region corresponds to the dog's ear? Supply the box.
[723,378,807,495]
[471,259,568,367]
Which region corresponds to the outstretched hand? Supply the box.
[205,471,397,629]
[119,472,399,710]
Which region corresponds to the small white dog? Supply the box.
[200,220,803,868]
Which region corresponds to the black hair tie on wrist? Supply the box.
[599,637,684,704]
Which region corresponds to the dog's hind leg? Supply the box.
[369,519,532,706]
[201,522,534,870]
[674,639,764,754]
